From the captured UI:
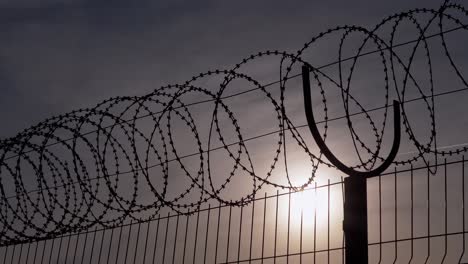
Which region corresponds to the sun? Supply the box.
[277,161,342,234]
[287,187,332,230]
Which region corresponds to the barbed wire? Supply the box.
[0,0,467,246]
[5,84,467,202]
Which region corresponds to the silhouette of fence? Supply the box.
[1,158,467,263]
[1,0,468,262]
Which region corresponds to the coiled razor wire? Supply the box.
[0,0,468,246]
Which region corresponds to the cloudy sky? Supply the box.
[0,0,448,138]
[1,0,467,194]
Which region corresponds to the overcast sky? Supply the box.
[0,0,448,138]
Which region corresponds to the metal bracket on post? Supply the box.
[301,64,401,263]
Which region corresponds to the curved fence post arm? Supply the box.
[301,65,401,178]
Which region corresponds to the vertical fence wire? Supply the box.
[172,215,180,264]
[425,163,431,264]
[460,156,466,263]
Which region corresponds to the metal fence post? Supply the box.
[344,176,368,263]
[302,64,401,264]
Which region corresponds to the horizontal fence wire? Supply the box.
[0,158,467,263]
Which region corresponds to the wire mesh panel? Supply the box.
[1,158,467,263]
[0,181,345,264]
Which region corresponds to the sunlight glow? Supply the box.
[287,187,331,230]
[278,164,342,233]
